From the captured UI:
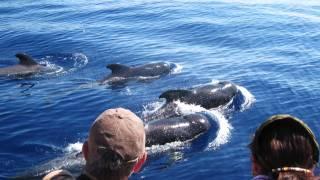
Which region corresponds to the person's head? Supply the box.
[82,108,147,180]
[250,114,319,180]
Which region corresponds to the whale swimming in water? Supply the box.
[159,81,238,109]
[99,62,175,85]
[15,113,214,179]
[0,53,49,76]
[145,113,211,146]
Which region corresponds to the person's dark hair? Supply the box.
[250,115,319,180]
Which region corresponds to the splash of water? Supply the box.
[206,110,233,150]
[171,63,183,74]
[38,53,88,77]
[63,142,83,154]
[236,85,256,111]
[146,141,188,154]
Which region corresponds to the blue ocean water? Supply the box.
[1,0,320,179]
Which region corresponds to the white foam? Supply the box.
[236,85,256,111]
[38,53,88,77]
[137,75,160,80]
[206,110,232,150]
[38,60,64,76]
[63,142,83,153]
[174,100,207,114]
[146,141,188,154]
[142,100,166,120]
[171,63,183,74]
[210,79,221,85]
[68,53,89,73]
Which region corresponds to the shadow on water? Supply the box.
[19,82,36,95]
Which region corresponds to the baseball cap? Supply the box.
[89,108,146,164]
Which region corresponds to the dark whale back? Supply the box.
[145,114,211,146]
[15,53,38,66]
[159,81,238,109]
[101,62,174,85]
[107,62,171,77]
[131,62,171,77]
[106,64,130,76]
[159,89,192,102]
[192,82,238,108]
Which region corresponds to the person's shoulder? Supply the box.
[42,169,75,180]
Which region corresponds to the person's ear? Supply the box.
[82,140,89,161]
[132,152,147,173]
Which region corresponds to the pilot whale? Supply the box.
[15,113,214,179]
[0,53,48,76]
[145,113,211,146]
[159,81,238,109]
[99,62,175,85]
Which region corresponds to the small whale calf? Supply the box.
[99,62,175,85]
[160,81,238,109]
[0,53,49,76]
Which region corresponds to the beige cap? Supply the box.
[89,108,146,162]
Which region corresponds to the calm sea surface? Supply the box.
[1,0,320,179]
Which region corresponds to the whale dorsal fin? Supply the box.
[159,90,191,102]
[106,64,130,74]
[15,53,38,66]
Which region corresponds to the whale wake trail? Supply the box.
[38,53,88,77]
